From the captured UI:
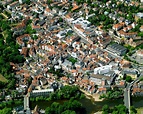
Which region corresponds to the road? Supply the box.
[124,84,131,113]
[124,78,140,114]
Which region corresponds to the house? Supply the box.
[38,20,46,26]
[117,30,137,38]
[135,12,143,21]
[136,50,143,58]
[21,47,29,57]
[90,74,111,86]
[132,81,143,96]
[123,69,138,79]
[65,14,74,23]
[106,43,127,56]
[120,59,131,68]
[125,38,143,47]
[40,77,48,86]
[61,76,68,83]
[96,78,110,94]
[115,80,126,88]
[112,23,125,31]
[44,7,52,16]
[19,0,26,4]
[29,47,36,57]
[71,2,80,11]
[125,19,131,25]
[13,22,26,35]
[16,34,31,46]
[75,61,84,68]
[7,1,19,10]
[140,25,143,32]
[61,59,72,71]
[39,14,47,20]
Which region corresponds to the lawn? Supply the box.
[0,74,8,83]
[137,107,143,114]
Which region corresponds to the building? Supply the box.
[123,69,138,79]
[140,25,143,32]
[19,0,26,4]
[136,50,143,58]
[106,43,127,56]
[120,59,131,68]
[90,74,112,86]
[135,12,143,21]
[94,65,112,75]
[30,89,54,97]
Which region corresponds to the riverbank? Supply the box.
[80,89,103,102]
[63,82,103,102]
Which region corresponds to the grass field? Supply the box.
[137,107,143,114]
[0,74,8,83]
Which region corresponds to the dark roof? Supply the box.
[108,43,127,52]
[38,20,46,26]
[90,74,111,81]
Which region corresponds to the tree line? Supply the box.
[0,19,25,89]
[45,98,86,114]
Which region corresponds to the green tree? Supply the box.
[130,106,137,114]
[100,89,123,100]
[47,0,52,4]
[61,110,76,114]
[7,79,15,89]
[102,105,110,113]
[45,99,85,114]
[0,108,12,114]
[102,104,128,114]
[125,76,132,83]
[25,0,31,4]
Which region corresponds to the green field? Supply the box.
[0,74,8,82]
[137,107,143,114]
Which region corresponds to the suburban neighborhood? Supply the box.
[0,0,143,114]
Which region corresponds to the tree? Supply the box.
[130,106,137,114]
[61,110,76,114]
[102,105,110,113]
[45,99,84,114]
[102,104,128,114]
[68,57,77,65]
[15,55,25,63]
[125,76,132,83]
[25,0,31,4]
[7,79,15,89]
[47,0,52,4]
[100,89,123,100]
[25,24,36,35]
[0,108,12,114]
[1,21,10,30]
[115,104,128,113]
[138,32,143,37]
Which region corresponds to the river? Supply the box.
[30,98,124,114]
[29,96,143,114]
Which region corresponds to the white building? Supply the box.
[19,0,25,4]
[30,89,54,97]
[94,65,112,75]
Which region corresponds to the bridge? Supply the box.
[124,78,140,114]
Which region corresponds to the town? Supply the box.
[0,0,143,114]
